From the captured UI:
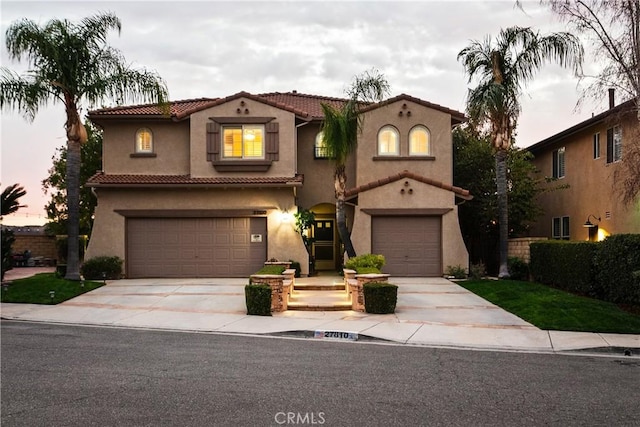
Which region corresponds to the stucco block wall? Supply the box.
[508,237,548,263]
[350,180,468,272]
[189,98,297,178]
[356,100,453,186]
[100,121,190,175]
[530,114,639,239]
[11,235,58,261]
[85,188,308,275]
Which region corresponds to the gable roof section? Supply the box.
[358,93,467,125]
[345,170,472,200]
[528,98,636,155]
[88,91,465,125]
[86,173,304,188]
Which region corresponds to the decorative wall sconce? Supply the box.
[583,214,601,228]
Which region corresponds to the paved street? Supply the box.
[2,321,639,426]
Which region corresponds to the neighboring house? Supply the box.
[85,91,471,278]
[528,91,640,242]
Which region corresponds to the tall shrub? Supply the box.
[594,234,640,305]
[530,241,598,296]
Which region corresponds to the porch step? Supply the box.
[294,283,345,291]
[288,289,351,311]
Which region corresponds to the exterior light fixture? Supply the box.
[49,290,55,300]
[583,214,601,228]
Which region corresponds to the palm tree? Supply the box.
[320,69,390,258]
[1,183,27,217]
[458,26,582,278]
[1,12,169,280]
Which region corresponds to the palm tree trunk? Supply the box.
[496,149,510,279]
[64,138,82,280]
[334,165,356,259]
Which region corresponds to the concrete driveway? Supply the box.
[2,271,639,353]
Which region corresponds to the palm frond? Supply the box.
[1,184,27,216]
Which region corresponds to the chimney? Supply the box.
[608,88,615,109]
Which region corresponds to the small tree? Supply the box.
[294,208,315,274]
[1,183,27,280]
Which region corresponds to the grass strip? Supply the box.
[1,273,104,304]
[459,279,640,334]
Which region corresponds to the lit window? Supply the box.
[409,125,430,155]
[552,216,570,240]
[606,126,622,163]
[222,125,264,159]
[315,131,330,158]
[378,126,399,156]
[552,147,565,178]
[135,128,153,153]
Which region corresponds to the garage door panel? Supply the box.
[127,217,266,278]
[372,216,442,277]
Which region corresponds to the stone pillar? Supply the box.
[249,275,287,312]
[353,273,391,312]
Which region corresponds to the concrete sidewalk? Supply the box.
[1,271,639,355]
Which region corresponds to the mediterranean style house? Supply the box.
[85,91,471,278]
[528,91,639,241]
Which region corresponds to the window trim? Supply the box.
[593,132,600,159]
[221,124,265,160]
[552,216,570,240]
[377,125,400,156]
[409,125,431,156]
[552,147,565,179]
[606,125,622,163]
[135,128,154,154]
[314,131,330,159]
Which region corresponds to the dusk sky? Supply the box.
[1,1,614,226]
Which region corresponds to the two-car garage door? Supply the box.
[127,217,266,278]
[371,216,442,277]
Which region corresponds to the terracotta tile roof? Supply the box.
[358,93,466,124]
[88,91,465,124]
[345,170,472,200]
[89,98,219,120]
[86,173,304,187]
[257,91,350,119]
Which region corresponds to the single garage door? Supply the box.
[371,216,442,277]
[127,217,267,278]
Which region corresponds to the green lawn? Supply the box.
[1,273,103,304]
[459,279,640,334]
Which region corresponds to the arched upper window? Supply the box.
[409,125,430,156]
[135,128,153,153]
[315,131,329,158]
[377,125,399,156]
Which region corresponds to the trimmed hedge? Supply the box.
[80,256,123,280]
[245,284,272,316]
[530,241,598,296]
[345,254,385,271]
[254,265,286,275]
[363,282,398,314]
[594,234,640,305]
[288,260,301,278]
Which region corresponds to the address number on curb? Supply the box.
[314,330,358,341]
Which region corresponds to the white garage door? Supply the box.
[127,217,267,278]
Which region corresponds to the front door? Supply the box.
[312,219,335,270]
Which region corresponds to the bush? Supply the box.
[80,256,123,280]
[445,265,466,279]
[594,234,640,305]
[1,229,15,281]
[245,284,272,316]
[345,254,385,271]
[469,262,486,280]
[530,241,598,296]
[363,282,398,314]
[508,257,529,281]
[288,260,301,278]
[355,266,382,274]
